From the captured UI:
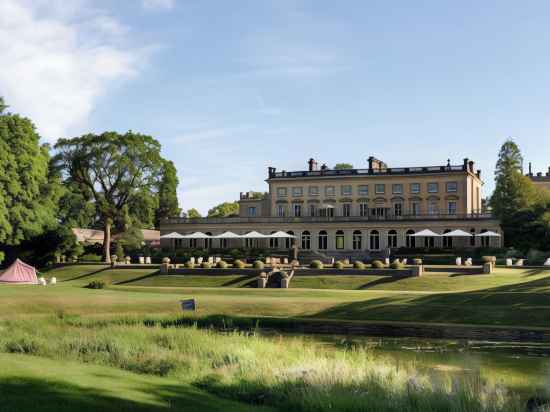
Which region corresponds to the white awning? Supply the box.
[268,231,296,238]
[476,231,501,237]
[241,231,268,238]
[182,232,211,239]
[443,229,473,237]
[160,232,185,239]
[411,229,442,237]
[213,231,241,239]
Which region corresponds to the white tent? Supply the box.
[160,232,185,239]
[411,229,441,237]
[476,231,501,237]
[442,229,473,237]
[268,231,296,238]
[214,231,241,238]
[182,232,211,238]
[241,231,268,238]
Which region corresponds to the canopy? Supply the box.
[182,232,211,239]
[476,231,501,237]
[0,259,38,284]
[160,232,185,239]
[214,231,241,239]
[241,231,268,238]
[268,231,296,238]
[442,229,473,237]
[411,229,441,237]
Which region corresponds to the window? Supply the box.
[285,231,294,249]
[369,230,380,250]
[342,203,351,217]
[387,230,397,248]
[320,206,334,217]
[359,203,368,217]
[277,205,286,217]
[318,230,327,250]
[220,238,228,248]
[309,204,316,217]
[447,201,457,215]
[325,186,335,197]
[293,204,302,217]
[443,229,452,248]
[248,207,256,217]
[301,231,311,250]
[309,186,319,196]
[470,228,476,246]
[392,184,403,194]
[406,230,416,248]
[375,184,385,194]
[411,201,420,216]
[394,203,403,217]
[190,238,197,248]
[428,201,438,215]
[341,185,352,196]
[358,185,369,196]
[277,187,287,197]
[427,183,439,193]
[424,236,435,248]
[372,207,385,218]
[292,187,303,197]
[269,232,279,248]
[353,230,362,250]
[446,182,457,193]
[410,183,420,194]
[480,229,489,247]
[335,230,345,249]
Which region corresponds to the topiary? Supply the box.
[390,260,404,270]
[353,261,365,269]
[184,261,195,269]
[217,260,228,269]
[201,262,212,269]
[371,260,385,269]
[233,259,246,269]
[310,260,323,269]
[253,260,265,269]
[334,261,344,269]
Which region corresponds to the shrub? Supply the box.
[253,260,264,269]
[527,249,546,265]
[371,260,385,269]
[216,260,228,269]
[233,259,246,269]
[333,261,344,269]
[80,253,102,262]
[390,260,404,270]
[413,258,423,265]
[85,280,105,289]
[481,256,497,264]
[353,261,365,269]
[184,261,195,269]
[201,262,212,269]
[310,260,323,269]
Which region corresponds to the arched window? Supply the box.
[335,230,345,249]
[470,228,476,247]
[442,229,452,248]
[353,230,362,250]
[370,230,380,250]
[318,230,328,250]
[269,231,279,248]
[406,230,416,248]
[387,230,398,248]
[480,229,489,247]
[285,231,294,249]
[301,231,311,250]
[205,232,213,249]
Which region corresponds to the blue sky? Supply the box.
[2,0,550,214]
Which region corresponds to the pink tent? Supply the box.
[0,259,38,284]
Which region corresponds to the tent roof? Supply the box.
[0,259,38,284]
[411,229,441,237]
[214,231,241,238]
[443,229,473,237]
[476,231,501,237]
[160,232,185,239]
[241,231,268,238]
[269,231,296,238]
[182,232,211,238]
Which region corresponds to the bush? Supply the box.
[85,280,105,289]
[201,262,212,269]
[80,253,102,262]
[310,260,323,269]
[481,256,497,264]
[233,259,246,269]
[216,260,228,269]
[184,261,195,269]
[333,261,344,269]
[527,249,546,265]
[413,258,423,265]
[353,261,365,269]
[253,260,264,269]
[371,260,385,269]
[390,260,404,270]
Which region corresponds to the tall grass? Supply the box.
[0,317,523,412]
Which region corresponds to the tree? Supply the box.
[490,139,538,224]
[186,208,202,218]
[248,191,266,199]
[53,131,164,263]
[207,201,239,218]
[0,99,60,246]
[334,163,353,170]
[155,160,181,226]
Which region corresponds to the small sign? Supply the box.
[180,298,196,311]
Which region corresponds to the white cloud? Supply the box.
[0,0,146,142]
[142,0,175,11]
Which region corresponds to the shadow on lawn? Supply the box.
[115,271,160,285]
[359,276,401,289]
[222,276,257,288]
[62,267,110,282]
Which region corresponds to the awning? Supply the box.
[268,231,296,238]
[411,229,441,237]
[442,229,473,237]
[182,232,211,238]
[476,231,501,237]
[241,231,268,238]
[160,232,185,239]
[213,231,241,238]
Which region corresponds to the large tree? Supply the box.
[490,139,537,223]
[155,160,181,226]
[186,208,202,218]
[53,131,164,263]
[207,201,239,218]
[0,98,60,247]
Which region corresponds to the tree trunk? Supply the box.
[103,221,112,263]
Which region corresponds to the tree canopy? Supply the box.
[186,208,202,218]
[334,163,354,170]
[207,201,239,218]
[53,131,165,262]
[155,160,181,225]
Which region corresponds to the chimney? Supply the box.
[528,162,533,176]
[268,167,276,177]
[537,172,543,177]
[463,158,469,170]
[308,158,318,171]
[547,166,550,177]
[320,163,328,171]
[468,160,474,173]
[477,169,481,179]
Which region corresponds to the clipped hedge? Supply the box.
[310,260,324,269]
[390,260,404,270]
[201,262,212,269]
[184,261,195,269]
[353,261,365,269]
[216,260,228,269]
[85,280,105,289]
[333,261,345,269]
[233,259,246,269]
[371,260,385,269]
[253,260,265,269]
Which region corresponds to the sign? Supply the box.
[180,298,196,311]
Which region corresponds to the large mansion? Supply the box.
[160,156,502,255]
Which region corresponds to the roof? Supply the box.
[72,228,160,243]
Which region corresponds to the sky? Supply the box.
[1,0,550,215]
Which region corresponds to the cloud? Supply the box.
[0,0,147,142]
[142,0,175,11]
[171,125,254,144]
